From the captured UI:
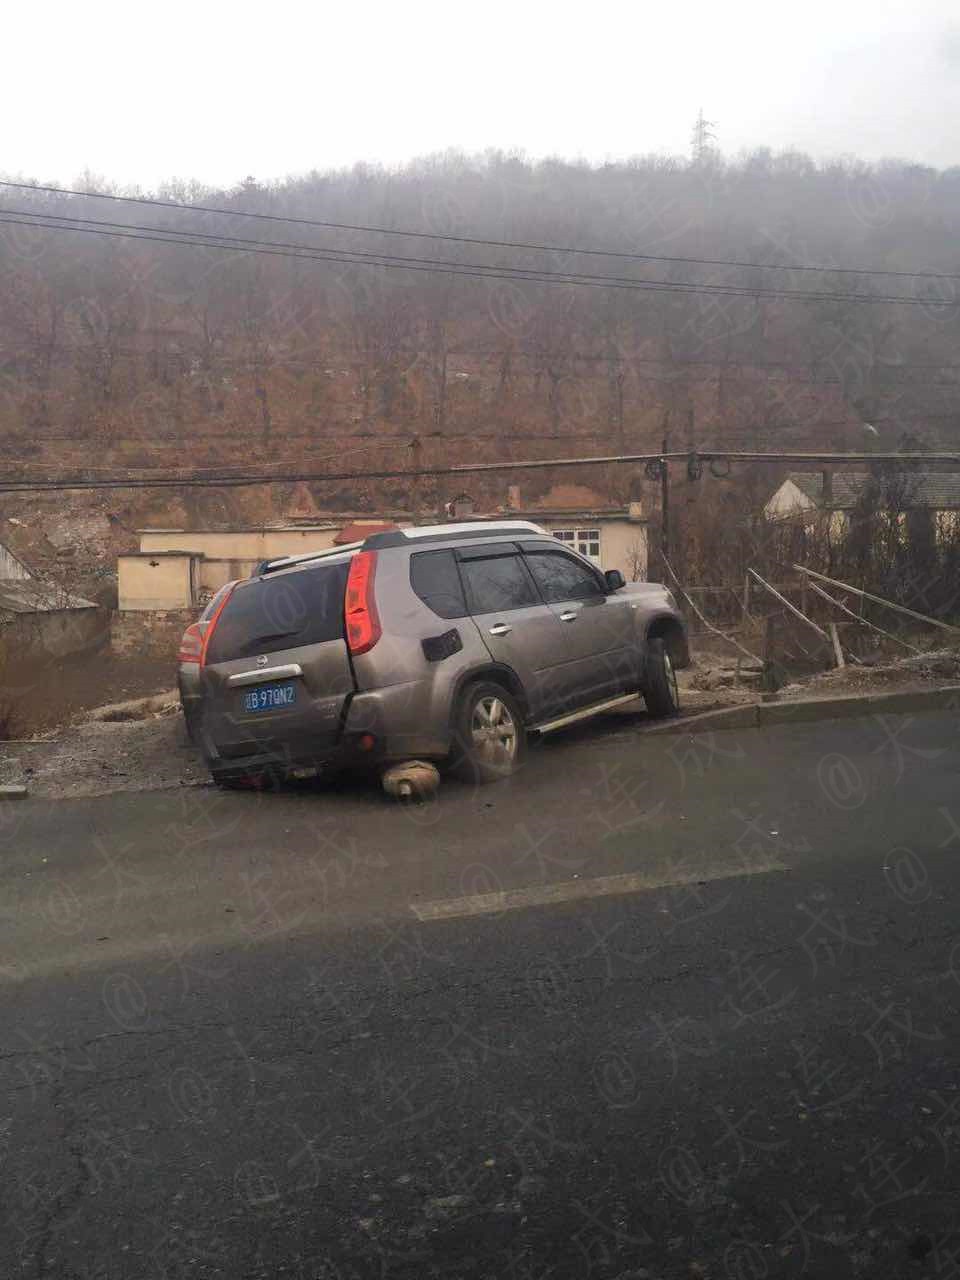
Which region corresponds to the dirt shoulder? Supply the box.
[3,697,207,801]
[779,647,960,698]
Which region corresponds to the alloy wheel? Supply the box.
[470,695,518,769]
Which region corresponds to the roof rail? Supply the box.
[256,542,363,576]
[363,520,546,549]
[256,521,549,572]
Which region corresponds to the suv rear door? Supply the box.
[200,558,355,757]
[456,543,569,722]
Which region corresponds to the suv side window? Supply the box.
[410,550,468,619]
[524,548,605,603]
[460,553,539,615]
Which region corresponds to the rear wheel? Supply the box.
[642,637,680,718]
[450,681,526,784]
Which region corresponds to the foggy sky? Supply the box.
[5,0,959,188]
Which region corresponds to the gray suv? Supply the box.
[190,521,689,787]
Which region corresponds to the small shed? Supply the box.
[117,551,203,611]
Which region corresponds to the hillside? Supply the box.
[2,149,960,574]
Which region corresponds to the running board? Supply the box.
[534,691,641,735]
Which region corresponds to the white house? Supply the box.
[766,471,960,539]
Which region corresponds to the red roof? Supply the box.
[333,521,399,545]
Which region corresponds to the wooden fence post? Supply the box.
[761,614,777,692]
[829,623,845,669]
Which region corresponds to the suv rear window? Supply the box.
[410,550,468,619]
[205,561,350,663]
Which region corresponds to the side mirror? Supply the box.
[605,568,626,591]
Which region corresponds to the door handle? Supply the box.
[489,623,512,636]
[559,610,578,622]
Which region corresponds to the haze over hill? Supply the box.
[1,148,960,554]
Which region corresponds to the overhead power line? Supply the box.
[1,210,957,309]
[2,177,959,286]
[2,450,959,495]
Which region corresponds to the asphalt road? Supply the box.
[2,709,960,1279]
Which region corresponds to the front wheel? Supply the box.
[449,681,526,784]
[642,638,680,718]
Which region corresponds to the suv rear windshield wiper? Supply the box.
[229,630,305,658]
[246,630,302,646]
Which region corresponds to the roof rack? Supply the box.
[256,520,548,575]
[256,542,363,576]
[363,520,546,549]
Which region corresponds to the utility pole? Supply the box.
[660,429,670,566]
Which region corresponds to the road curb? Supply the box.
[645,684,960,737]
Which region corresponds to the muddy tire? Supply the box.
[449,681,526,784]
[642,638,680,718]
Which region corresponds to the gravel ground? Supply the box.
[1,696,208,800]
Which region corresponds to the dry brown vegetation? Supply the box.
[2,151,959,508]
[2,150,960,632]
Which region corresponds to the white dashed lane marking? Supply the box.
[410,860,786,921]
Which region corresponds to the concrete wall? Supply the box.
[197,558,260,596]
[140,528,341,559]
[598,520,649,581]
[534,518,649,581]
[1,606,106,663]
[119,555,196,610]
[111,609,195,659]
[139,523,417,562]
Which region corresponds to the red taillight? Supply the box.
[177,621,204,664]
[344,551,381,656]
[198,583,236,668]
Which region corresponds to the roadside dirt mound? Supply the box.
[783,647,960,698]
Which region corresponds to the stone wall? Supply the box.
[110,609,195,659]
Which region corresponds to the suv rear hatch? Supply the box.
[200,557,355,765]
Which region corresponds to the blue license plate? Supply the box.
[242,681,297,712]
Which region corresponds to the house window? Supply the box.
[553,528,601,564]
